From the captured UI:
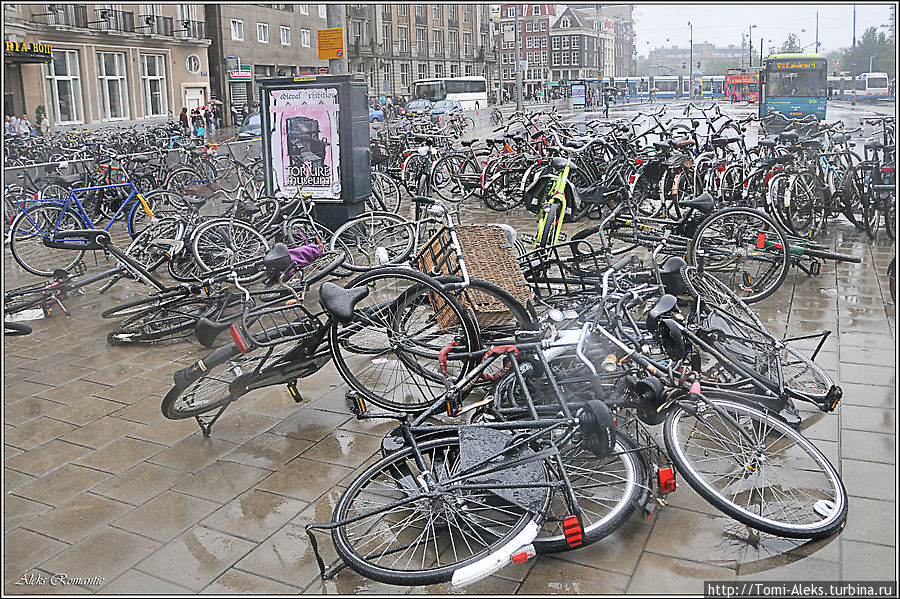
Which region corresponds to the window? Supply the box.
[525,23,532,32]
[416,28,425,54]
[541,37,547,47]
[433,29,442,54]
[352,21,362,44]
[319,5,326,18]
[541,51,547,64]
[463,32,471,55]
[449,5,457,19]
[185,53,200,74]
[398,26,408,51]
[503,68,509,80]
[44,49,83,124]
[432,6,440,20]
[465,64,473,76]
[398,5,408,16]
[382,24,390,45]
[231,19,243,41]
[561,17,570,28]
[97,51,129,120]
[298,4,308,15]
[501,53,507,65]
[572,36,579,49]
[257,23,269,43]
[418,63,427,80]
[140,54,167,117]
[526,37,532,49]
[534,5,541,15]
[552,37,560,50]
[300,28,310,47]
[562,52,569,66]
[450,64,458,78]
[400,63,408,86]
[449,32,457,54]
[561,37,570,49]
[463,6,470,23]
[541,22,547,31]
[281,26,291,45]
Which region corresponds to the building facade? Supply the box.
[548,7,601,83]
[648,42,745,75]
[497,4,556,99]
[3,4,211,125]
[344,4,496,102]
[599,5,635,77]
[205,4,327,120]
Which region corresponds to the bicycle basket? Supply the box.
[370,139,392,165]
[240,294,321,348]
[416,225,533,328]
[518,239,609,306]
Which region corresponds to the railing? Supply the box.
[349,5,368,19]
[137,14,173,36]
[92,8,134,33]
[177,19,206,39]
[32,5,87,28]
[381,10,392,22]
[415,14,425,26]
[480,21,489,32]
[448,17,459,29]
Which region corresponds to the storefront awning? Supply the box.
[4,41,53,64]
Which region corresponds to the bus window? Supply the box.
[767,70,826,97]
[446,79,486,94]
[866,76,888,90]
[413,81,446,102]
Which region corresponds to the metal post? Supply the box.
[688,21,693,99]
[815,12,819,53]
[327,5,346,74]
[852,5,856,48]
[515,4,523,110]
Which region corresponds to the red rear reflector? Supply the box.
[511,546,535,564]
[658,466,676,493]
[635,158,643,164]
[629,175,636,184]
[716,165,727,172]
[231,324,248,354]
[563,515,583,547]
[756,233,766,249]
[881,167,894,173]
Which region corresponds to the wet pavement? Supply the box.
[3,102,896,594]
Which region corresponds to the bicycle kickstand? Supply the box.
[194,406,227,436]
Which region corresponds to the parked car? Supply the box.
[399,99,432,117]
[369,106,385,123]
[429,100,463,122]
[236,112,261,140]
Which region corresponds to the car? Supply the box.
[400,99,432,117]
[236,112,261,140]
[369,106,385,123]
[429,100,463,122]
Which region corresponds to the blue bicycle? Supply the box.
[8,180,164,277]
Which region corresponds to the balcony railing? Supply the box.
[176,19,206,39]
[137,14,173,36]
[33,4,87,28]
[415,14,425,26]
[349,5,369,19]
[480,22,489,32]
[448,17,459,29]
[381,10,391,22]
[92,8,134,33]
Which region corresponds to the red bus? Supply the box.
[725,70,759,103]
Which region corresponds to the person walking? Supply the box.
[5,115,16,137]
[179,107,189,132]
[213,104,222,130]
[204,106,213,134]
[603,91,610,118]
[39,112,50,136]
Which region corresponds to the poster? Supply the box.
[268,87,341,199]
[572,84,586,106]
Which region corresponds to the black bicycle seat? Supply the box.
[653,141,671,152]
[864,139,885,150]
[50,173,82,186]
[319,282,370,324]
[131,155,152,164]
[712,137,740,147]
[778,131,800,143]
[195,317,233,348]
[831,133,849,144]
[460,139,477,147]
[757,139,776,147]
[263,243,292,274]
[550,156,569,170]
[678,192,716,214]
[800,139,821,149]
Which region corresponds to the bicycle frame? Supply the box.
[534,161,571,248]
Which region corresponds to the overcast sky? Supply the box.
[626,3,893,56]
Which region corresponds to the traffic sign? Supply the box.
[318,28,344,60]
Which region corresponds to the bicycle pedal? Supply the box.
[286,381,303,403]
[563,515,584,547]
[345,391,366,417]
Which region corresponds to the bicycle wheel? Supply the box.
[328,268,479,412]
[331,436,548,586]
[9,203,88,277]
[534,433,647,554]
[687,207,791,304]
[370,170,402,213]
[862,181,881,239]
[328,212,415,273]
[4,320,33,336]
[164,166,206,196]
[664,399,847,539]
[536,202,561,249]
[107,297,216,345]
[431,154,471,204]
[784,172,826,240]
[191,219,270,279]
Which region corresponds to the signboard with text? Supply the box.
[227,64,252,81]
[317,28,345,60]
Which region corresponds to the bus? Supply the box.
[856,72,890,100]
[409,76,488,110]
[759,53,827,120]
[724,70,759,103]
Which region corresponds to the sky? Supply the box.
[625,3,894,56]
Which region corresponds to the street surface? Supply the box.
[3,98,896,593]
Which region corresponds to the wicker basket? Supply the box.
[416,225,533,328]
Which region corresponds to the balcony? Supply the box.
[381,10,391,22]
[32,4,87,28]
[480,21,489,32]
[176,19,206,39]
[448,17,459,29]
[415,14,425,26]
[91,8,134,33]
[137,14,173,36]
[349,5,368,19]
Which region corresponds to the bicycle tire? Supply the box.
[124,216,181,272]
[328,212,415,273]
[536,202,561,249]
[190,218,270,280]
[107,297,216,345]
[331,435,548,586]
[101,287,192,319]
[9,203,88,277]
[687,207,791,304]
[160,343,249,419]
[4,320,33,336]
[328,267,479,412]
[664,399,848,539]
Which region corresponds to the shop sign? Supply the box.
[228,65,252,80]
[4,40,53,63]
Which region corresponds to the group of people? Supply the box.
[4,112,49,138]
[179,105,222,139]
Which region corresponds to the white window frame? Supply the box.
[562,37,570,49]
[231,19,244,41]
[140,53,167,117]
[281,25,291,45]
[572,36,579,49]
[185,53,200,74]
[299,4,308,15]
[319,5,326,19]
[525,22,532,32]
[96,51,129,121]
[257,22,269,44]
[533,5,541,15]
[44,49,84,125]
[301,28,310,47]
[552,37,560,50]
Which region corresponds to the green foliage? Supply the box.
[839,26,895,77]
[779,34,801,53]
[34,104,46,120]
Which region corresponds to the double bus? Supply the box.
[724,69,759,103]
[410,76,488,110]
[759,53,827,120]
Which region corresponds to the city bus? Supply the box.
[410,76,488,110]
[759,53,827,120]
[856,72,890,99]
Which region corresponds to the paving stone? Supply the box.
[220,432,314,470]
[4,468,34,493]
[4,396,66,427]
[406,575,521,595]
[148,435,240,473]
[206,411,280,445]
[23,493,132,544]
[4,439,92,478]
[841,405,895,435]
[840,429,895,464]
[40,527,160,588]
[33,378,112,407]
[256,458,353,503]
[21,363,96,388]
[4,417,77,451]
[201,489,307,543]
[91,462,188,507]
[91,377,171,404]
[299,429,384,468]
[232,523,321,589]
[12,464,111,507]
[4,494,52,533]
[172,461,271,504]
[4,380,57,404]
[135,526,256,592]
[76,437,166,474]
[839,383,896,408]
[98,569,193,594]
[58,416,144,450]
[628,552,735,593]
[840,459,895,501]
[112,491,220,542]
[517,556,630,594]
[46,396,124,426]
[842,496,896,546]
[202,568,301,594]
[267,407,351,442]
[3,528,68,585]
[840,541,896,580]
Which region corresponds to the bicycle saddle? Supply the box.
[757,139,776,147]
[831,133,849,144]
[653,141,671,152]
[673,137,695,148]
[660,257,688,295]
[319,282,370,324]
[778,130,800,143]
[194,317,233,348]
[800,139,821,149]
[712,137,740,147]
[460,139,477,147]
[550,156,569,170]
[647,293,679,331]
[678,192,716,214]
[49,173,82,186]
[131,154,152,164]
[263,243,292,274]
[864,139,884,150]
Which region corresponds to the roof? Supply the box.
[767,53,825,59]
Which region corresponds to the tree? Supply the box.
[840,26,895,77]
[779,34,801,53]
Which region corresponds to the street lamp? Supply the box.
[748,25,757,68]
[687,21,693,98]
[869,55,877,72]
